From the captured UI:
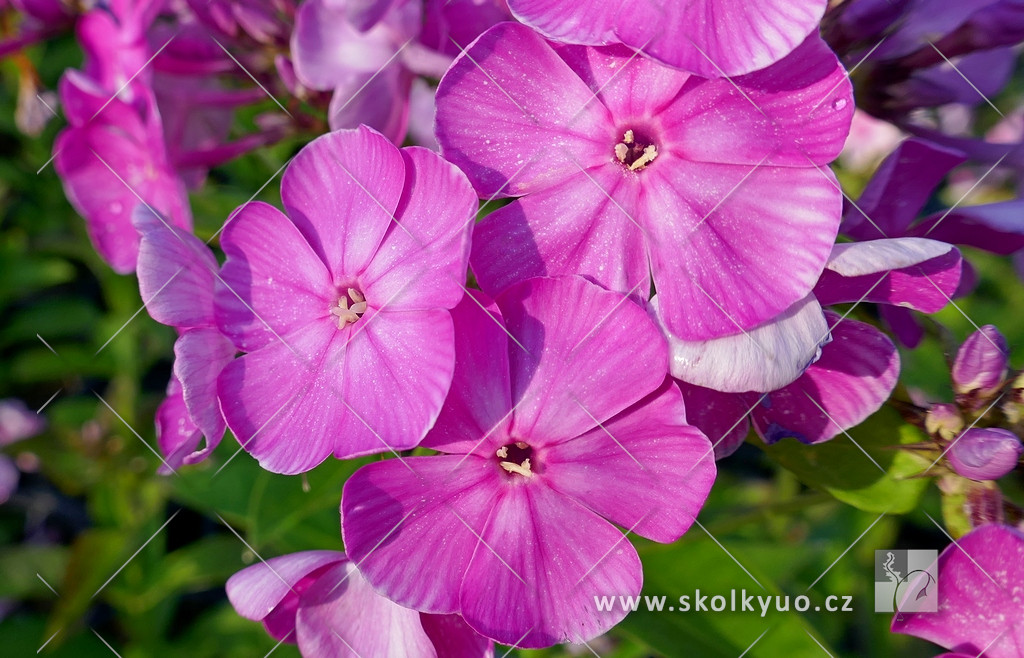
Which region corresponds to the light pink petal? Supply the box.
[435,22,613,198]
[470,166,649,301]
[135,206,218,328]
[280,127,406,281]
[543,380,715,543]
[419,614,494,658]
[341,455,497,614]
[295,562,437,658]
[498,276,669,446]
[226,550,345,636]
[657,293,829,394]
[643,156,840,340]
[173,327,235,457]
[814,238,962,313]
[215,201,333,353]
[360,147,475,311]
[751,316,899,445]
[217,322,339,474]
[335,308,455,459]
[892,524,1024,658]
[327,63,413,144]
[677,382,752,460]
[615,0,826,77]
[662,36,853,167]
[460,482,640,648]
[421,292,514,455]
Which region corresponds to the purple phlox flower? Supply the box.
[670,237,961,458]
[892,524,1024,657]
[842,137,1024,347]
[952,325,1010,410]
[0,0,78,58]
[342,276,716,648]
[506,0,826,77]
[227,550,493,657]
[947,427,1023,481]
[185,0,295,45]
[134,207,234,472]
[0,399,46,504]
[436,23,854,342]
[214,126,475,474]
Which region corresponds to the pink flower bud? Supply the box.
[948,427,1022,481]
[952,325,1009,409]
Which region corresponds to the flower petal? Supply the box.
[813,238,962,313]
[341,455,497,614]
[215,200,333,353]
[751,316,899,445]
[643,157,840,339]
[498,276,669,446]
[543,380,715,543]
[327,62,413,144]
[360,147,475,311]
[155,375,203,473]
[910,201,1024,255]
[657,294,829,393]
[677,382,753,460]
[435,22,613,198]
[280,127,406,281]
[470,166,649,300]
[173,327,235,457]
[460,481,640,648]
[420,614,494,658]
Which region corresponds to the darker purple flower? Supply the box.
[342,276,716,647]
[892,524,1024,657]
[437,23,853,341]
[227,550,493,657]
[507,0,826,77]
[952,325,1010,410]
[948,427,1022,481]
[215,126,476,474]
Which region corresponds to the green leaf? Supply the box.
[0,545,68,600]
[760,407,930,514]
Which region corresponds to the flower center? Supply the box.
[614,129,658,171]
[329,287,367,328]
[496,441,534,478]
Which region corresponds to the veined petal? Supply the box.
[173,327,234,456]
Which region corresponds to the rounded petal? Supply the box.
[497,276,669,445]
[360,146,475,311]
[280,127,406,281]
[643,158,840,340]
[155,375,202,473]
[460,481,641,648]
[751,316,899,445]
[659,294,830,394]
[435,22,613,198]
[341,455,498,614]
[327,63,413,144]
[677,381,752,460]
[470,166,649,301]
[420,614,494,658]
[910,201,1024,256]
[215,201,333,353]
[173,327,235,454]
[542,380,716,543]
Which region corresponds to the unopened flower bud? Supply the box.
[952,325,1009,410]
[948,427,1023,481]
[925,403,964,440]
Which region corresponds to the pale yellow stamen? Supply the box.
[623,129,634,144]
[500,458,533,478]
[496,446,508,459]
[629,145,658,171]
[330,291,367,328]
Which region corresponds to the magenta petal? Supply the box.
[507,0,620,45]
[813,238,963,313]
[226,550,345,637]
[294,562,436,658]
[155,375,202,473]
[421,291,514,455]
[543,380,715,543]
[335,309,455,458]
[328,63,413,144]
[892,525,1024,658]
[498,276,669,445]
[419,614,494,658]
[280,127,406,281]
[217,323,338,474]
[880,304,926,349]
[215,201,333,353]
[135,207,218,328]
[435,22,613,198]
[751,316,899,445]
[910,201,1024,256]
[360,147,475,311]
[341,455,497,614]
[643,157,840,340]
[173,328,234,457]
[663,36,853,167]
[658,294,829,393]
[677,382,752,460]
[460,482,641,648]
[470,167,649,300]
